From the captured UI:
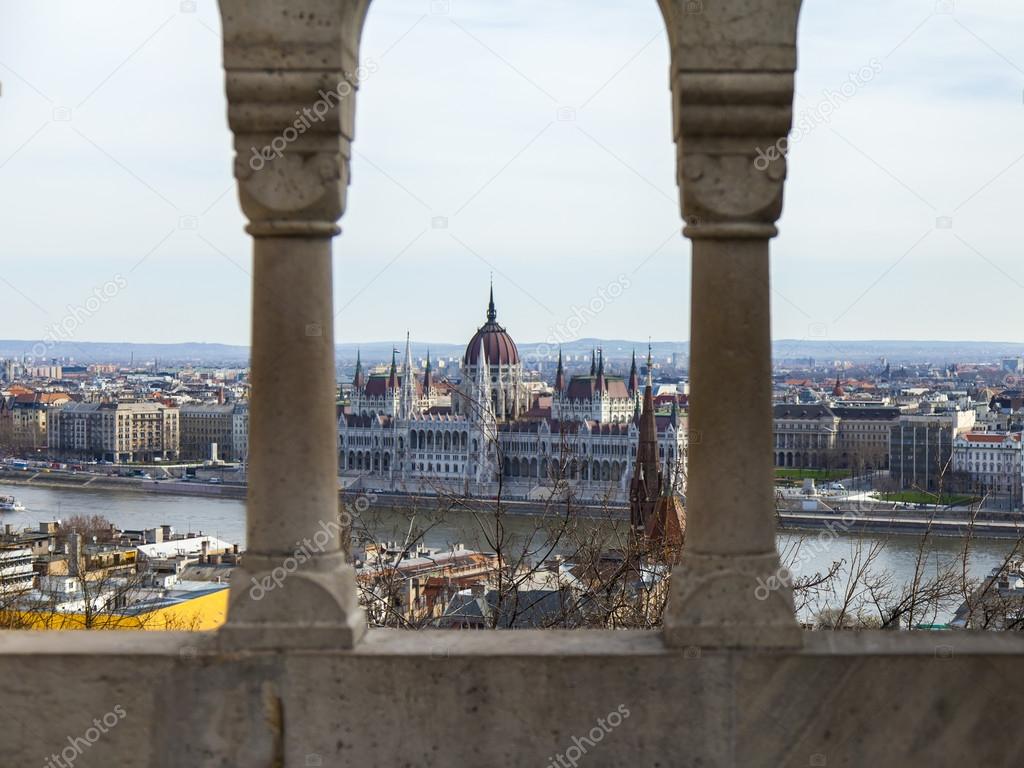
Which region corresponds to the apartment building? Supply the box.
[48,401,179,463]
[179,403,248,461]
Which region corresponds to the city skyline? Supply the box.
[1,1,1022,346]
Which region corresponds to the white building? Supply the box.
[339,288,688,500]
[48,401,179,463]
[953,432,1023,502]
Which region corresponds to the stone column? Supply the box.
[217,0,371,650]
[659,0,804,648]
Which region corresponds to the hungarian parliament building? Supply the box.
[338,288,688,500]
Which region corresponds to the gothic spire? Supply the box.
[554,348,564,392]
[629,364,662,534]
[353,349,364,390]
[628,349,639,396]
[388,347,398,389]
[486,278,496,323]
[590,349,596,376]
[423,349,432,398]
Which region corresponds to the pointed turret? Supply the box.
[474,337,491,420]
[400,332,415,417]
[596,349,605,392]
[554,349,565,392]
[628,349,639,396]
[387,348,398,390]
[487,278,497,323]
[590,349,596,377]
[352,349,365,391]
[423,349,432,399]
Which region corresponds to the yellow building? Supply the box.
[3,581,229,631]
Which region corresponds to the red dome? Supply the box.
[465,323,520,366]
[463,286,520,366]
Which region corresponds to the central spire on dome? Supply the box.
[463,280,520,367]
[486,278,497,323]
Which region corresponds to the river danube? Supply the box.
[2,483,1016,623]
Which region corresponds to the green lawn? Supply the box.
[774,468,851,482]
[878,491,978,507]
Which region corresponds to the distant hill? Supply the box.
[0,340,250,365]
[0,338,1019,366]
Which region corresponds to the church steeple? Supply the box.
[629,363,662,534]
[353,349,364,391]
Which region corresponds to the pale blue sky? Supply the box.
[0,0,1021,349]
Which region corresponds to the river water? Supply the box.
[2,483,1015,623]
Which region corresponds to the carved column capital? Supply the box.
[658,0,802,239]
[219,0,371,237]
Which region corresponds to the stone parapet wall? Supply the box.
[2,630,1023,767]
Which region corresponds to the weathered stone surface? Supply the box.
[3,631,1024,766]
[660,0,804,648]
[216,0,370,648]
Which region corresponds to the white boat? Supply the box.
[0,496,25,512]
